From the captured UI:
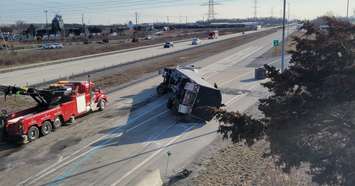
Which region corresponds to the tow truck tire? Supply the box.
[41,121,52,136]
[28,126,39,142]
[98,100,105,111]
[66,116,76,125]
[53,117,62,130]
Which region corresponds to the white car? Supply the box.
[164,41,174,48]
[42,43,64,49]
[192,38,201,45]
[52,43,64,49]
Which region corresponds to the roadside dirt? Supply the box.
[0,27,250,69]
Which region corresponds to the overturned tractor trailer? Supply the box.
[157,66,222,120]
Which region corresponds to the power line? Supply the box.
[2,0,233,24]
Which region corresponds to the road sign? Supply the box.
[273,40,280,47]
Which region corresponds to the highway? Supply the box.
[0,28,273,86]
[0,29,288,186]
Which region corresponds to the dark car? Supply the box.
[164,41,174,48]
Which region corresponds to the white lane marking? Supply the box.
[19,103,168,186]
[110,125,195,186]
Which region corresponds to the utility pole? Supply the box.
[135,12,138,25]
[186,16,188,24]
[44,10,49,42]
[167,16,169,24]
[82,14,87,40]
[281,0,287,72]
[347,0,350,19]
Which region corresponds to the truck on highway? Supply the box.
[0,81,108,143]
[208,30,219,39]
[157,66,222,120]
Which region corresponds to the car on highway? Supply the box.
[52,43,64,49]
[144,35,153,40]
[41,43,64,49]
[164,41,174,48]
[192,38,201,45]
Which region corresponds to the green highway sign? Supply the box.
[273,40,280,47]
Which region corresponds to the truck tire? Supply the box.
[157,84,167,95]
[53,117,62,130]
[66,116,76,125]
[28,126,40,142]
[41,121,52,136]
[98,100,105,111]
[167,98,174,109]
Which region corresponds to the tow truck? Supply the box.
[0,81,107,143]
[157,66,222,120]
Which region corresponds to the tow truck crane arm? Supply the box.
[0,85,70,106]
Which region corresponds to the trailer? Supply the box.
[157,66,222,120]
[0,81,108,143]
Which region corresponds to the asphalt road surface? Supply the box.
[0,29,288,186]
[0,28,274,86]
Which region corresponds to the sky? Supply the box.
[0,0,352,25]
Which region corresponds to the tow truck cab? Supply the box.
[1,81,107,143]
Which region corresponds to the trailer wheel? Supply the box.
[98,100,105,111]
[41,121,52,136]
[28,126,40,141]
[53,117,62,130]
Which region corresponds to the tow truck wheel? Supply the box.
[41,121,52,136]
[98,100,105,111]
[28,126,40,141]
[53,117,62,130]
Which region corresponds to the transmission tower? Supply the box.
[207,0,217,21]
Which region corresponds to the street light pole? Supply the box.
[281,0,286,72]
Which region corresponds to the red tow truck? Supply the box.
[0,81,108,143]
